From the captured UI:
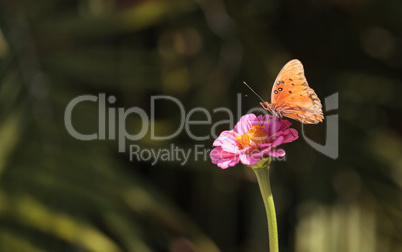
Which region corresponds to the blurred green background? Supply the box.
[1,0,402,251]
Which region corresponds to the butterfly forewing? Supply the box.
[271,59,307,103]
[267,59,324,124]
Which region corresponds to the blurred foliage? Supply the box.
[0,0,402,251]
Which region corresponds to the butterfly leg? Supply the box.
[286,123,296,138]
[277,113,296,138]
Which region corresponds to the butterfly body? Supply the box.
[261,59,324,124]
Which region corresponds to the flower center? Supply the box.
[235,125,269,149]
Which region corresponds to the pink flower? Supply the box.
[210,114,298,169]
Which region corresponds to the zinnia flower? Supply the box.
[210,114,298,169]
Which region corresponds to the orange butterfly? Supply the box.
[246,59,324,124]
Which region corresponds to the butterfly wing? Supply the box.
[270,59,324,124]
[274,102,324,124]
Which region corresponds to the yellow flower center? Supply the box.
[235,125,269,149]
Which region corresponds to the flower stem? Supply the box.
[253,164,279,252]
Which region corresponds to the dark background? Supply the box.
[1,0,401,251]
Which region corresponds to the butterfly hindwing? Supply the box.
[275,102,324,124]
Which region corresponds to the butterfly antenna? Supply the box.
[243,81,265,103]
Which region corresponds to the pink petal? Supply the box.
[220,142,240,154]
[257,143,272,149]
[213,130,236,147]
[239,153,260,166]
[268,148,286,157]
[265,117,283,136]
[253,115,270,127]
[210,147,235,160]
[216,159,239,169]
[251,152,265,161]
[278,120,292,131]
[281,128,299,143]
[234,114,256,134]
[210,147,240,169]
[271,136,284,147]
[257,146,284,158]
[212,131,240,154]
[258,146,273,156]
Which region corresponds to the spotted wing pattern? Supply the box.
[268,59,324,124]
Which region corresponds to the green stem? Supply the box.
[253,164,279,252]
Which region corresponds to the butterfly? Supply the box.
[246,59,324,124]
